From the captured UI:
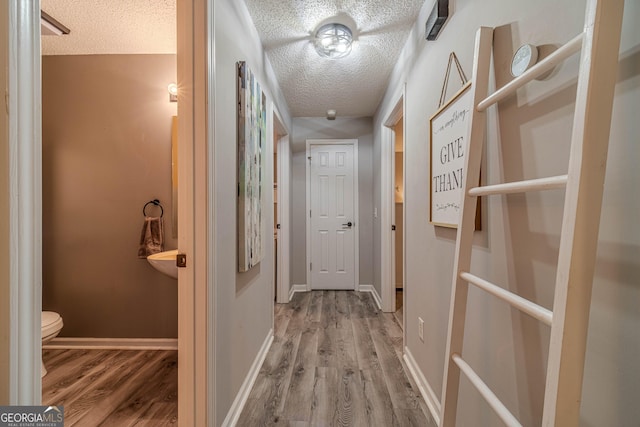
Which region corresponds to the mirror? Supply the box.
[171,116,178,238]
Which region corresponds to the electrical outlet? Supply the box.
[418,317,424,342]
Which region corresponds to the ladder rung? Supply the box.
[460,272,553,326]
[452,354,523,427]
[477,32,584,112]
[468,175,567,197]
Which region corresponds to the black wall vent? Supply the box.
[425,0,449,41]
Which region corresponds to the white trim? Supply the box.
[221,330,274,427]
[177,0,209,424]
[305,139,360,291]
[206,0,218,422]
[380,125,394,313]
[44,338,179,351]
[0,1,8,404]
[7,0,42,404]
[273,107,291,304]
[404,347,441,425]
[289,284,309,301]
[380,86,405,314]
[358,285,382,310]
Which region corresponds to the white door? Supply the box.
[309,143,356,290]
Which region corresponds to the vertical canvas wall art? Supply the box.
[237,61,266,272]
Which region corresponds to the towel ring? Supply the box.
[143,199,164,218]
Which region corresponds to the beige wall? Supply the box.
[0,0,9,404]
[374,0,640,424]
[42,55,178,338]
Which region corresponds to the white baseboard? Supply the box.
[358,284,382,310]
[43,337,178,350]
[222,329,274,427]
[289,284,309,301]
[404,347,441,425]
[291,284,381,310]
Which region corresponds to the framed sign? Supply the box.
[429,81,472,228]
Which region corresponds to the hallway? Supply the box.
[238,291,434,426]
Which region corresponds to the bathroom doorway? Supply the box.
[9,0,209,420]
[39,2,180,422]
[34,0,209,424]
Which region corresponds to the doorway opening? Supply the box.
[39,2,180,422]
[381,88,405,316]
[5,1,206,420]
[273,109,290,304]
[393,118,405,328]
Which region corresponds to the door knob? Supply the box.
[342,221,353,228]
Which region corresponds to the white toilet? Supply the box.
[41,311,63,377]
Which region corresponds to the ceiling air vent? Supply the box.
[425,0,448,41]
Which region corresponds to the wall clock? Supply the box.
[511,44,538,77]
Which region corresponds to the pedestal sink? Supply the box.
[147,249,178,279]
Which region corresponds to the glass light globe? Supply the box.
[314,23,353,59]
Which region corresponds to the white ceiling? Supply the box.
[243,0,425,117]
[40,0,425,118]
[40,0,176,55]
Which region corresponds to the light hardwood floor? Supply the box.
[238,290,434,426]
[42,349,177,426]
[395,289,403,328]
[42,291,429,426]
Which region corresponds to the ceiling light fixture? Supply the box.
[314,23,353,59]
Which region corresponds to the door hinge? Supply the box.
[392,225,396,231]
[276,223,281,229]
[310,262,312,271]
[309,210,312,218]
[308,156,311,163]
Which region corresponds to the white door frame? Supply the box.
[273,108,291,304]
[0,1,10,403]
[381,86,406,313]
[2,0,42,403]
[305,139,359,291]
[178,0,210,424]
[3,1,210,422]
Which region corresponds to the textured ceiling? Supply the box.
[243,0,425,117]
[40,0,176,55]
[40,0,424,117]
